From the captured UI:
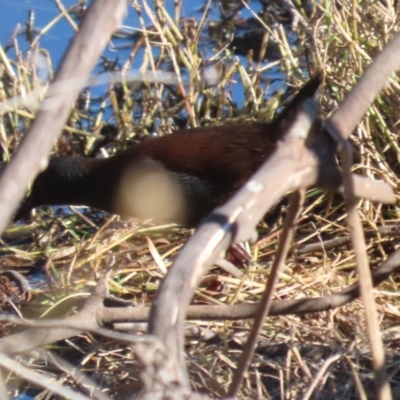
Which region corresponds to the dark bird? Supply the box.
[14,75,321,227]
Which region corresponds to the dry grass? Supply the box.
[1,0,400,398]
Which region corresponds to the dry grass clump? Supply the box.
[1,0,400,398]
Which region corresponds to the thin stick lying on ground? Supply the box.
[297,224,400,254]
[0,353,90,400]
[1,246,400,357]
[38,350,113,400]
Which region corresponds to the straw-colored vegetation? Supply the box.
[1,0,400,398]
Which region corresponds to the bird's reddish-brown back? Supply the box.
[14,74,322,226]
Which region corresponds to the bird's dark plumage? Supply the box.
[14,75,321,226]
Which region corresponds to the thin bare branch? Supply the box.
[228,190,305,397]
[340,140,392,399]
[0,353,90,400]
[328,31,400,141]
